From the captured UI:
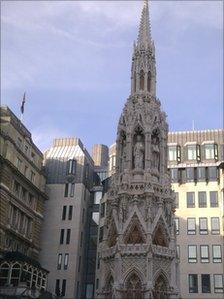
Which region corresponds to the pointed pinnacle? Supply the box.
[137,0,152,46]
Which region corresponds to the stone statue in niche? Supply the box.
[133,134,145,169]
[151,131,160,171]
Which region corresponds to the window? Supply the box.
[211,217,220,234]
[197,167,206,181]
[200,245,209,263]
[60,229,64,244]
[57,254,62,270]
[174,218,179,235]
[70,183,75,197]
[204,144,214,159]
[17,137,22,148]
[61,279,66,296]
[64,253,69,270]
[13,181,20,195]
[82,209,85,223]
[67,159,76,175]
[94,191,102,204]
[78,256,81,272]
[66,229,71,244]
[212,245,222,263]
[62,206,67,220]
[64,183,69,197]
[99,227,103,242]
[187,145,196,160]
[198,192,207,208]
[214,275,223,293]
[199,218,208,235]
[21,187,27,201]
[210,191,218,207]
[174,192,179,209]
[86,284,94,299]
[100,202,105,217]
[168,146,177,161]
[80,232,83,247]
[186,168,195,182]
[187,218,196,235]
[189,274,198,293]
[24,144,29,154]
[188,245,197,263]
[187,192,195,208]
[170,168,178,183]
[28,193,34,208]
[201,274,211,293]
[208,167,217,181]
[24,165,28,176]
[16,157,22,170]
[176,245,180,259]
[55,279,60,296]
[31,152,35,162]
[30,171,35,183]
[68,206,73,220]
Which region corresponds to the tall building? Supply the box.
[96,1,179,298]
[92,144,109,182]
[40,137,99,299]
[0,106,49,294]
[168,129,224,298]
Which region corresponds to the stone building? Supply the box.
[40,137,100,299]
[96,1,179,298]
[0,106,49,294]
[168,129,224,298]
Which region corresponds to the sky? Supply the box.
[1,0,223,154]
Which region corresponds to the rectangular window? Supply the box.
[100,202,105,217]
[78,256,81,272]
[170,168,178,183]
[210,191,218,207]
[61,279,66,296]
[66,229,71,244]
[204,144,214,159]
[55,279,60,296]
[187,192,195,208]
[211,217,220,234]
[76,281,80,298]
[174,218,179,235]
[188,245,197,263]
[80,232,83,247]
[214,274,223,293]
[92,212,100,225]
[174,192,179,209]
[200,245,209,263]
[62,206,67,220]
[30,171,35,183]
[31,152,35,162]
[212,245,222,263]
[68,206,73,220]
[70,183,75,197]
[186,168,195,182]
[24,165,28,176]
[13,181,20,195]
[197,167,206,181]
[94,191,102,204]
[60,229,64,244]
[208,167,217,181]
[189,274,198,293]
[187,145,197,160]
[199,218,208,235]
[64,253,69,270]
[82,209,85,223]
[16,157,22,170]
[198,192,207,208]
[67,159,76,175]
[57,253,62,270]
[214,143,218,160]
[168,146,177,161]
[64,183,69,197]
[201,274,211,293]
[176,245,180,259]
[21,187,27,201]
[187,218,196,235]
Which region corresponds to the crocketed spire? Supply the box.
[137,0,152,46]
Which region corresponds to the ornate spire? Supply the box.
[137,0,152,46]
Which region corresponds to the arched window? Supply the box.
[126,273,143,299]
[140,70,144,90]
[0,262,10,286]
[154,275,169,299]
[147,71,151,92]
[11,263,21,286]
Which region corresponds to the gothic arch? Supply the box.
[107,219,118,247]
[124,269,143,299]
[140,70,144,90]
[147,71,151,92]
[152,222,169,247]
[153,271,170,299]
[123,214,146,244]
[104,274,114,299]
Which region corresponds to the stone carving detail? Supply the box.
[133,133,145,169]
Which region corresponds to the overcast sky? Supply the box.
[1,0,223,153]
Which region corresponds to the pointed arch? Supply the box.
[153,271,170,299]
[147,71,151,92]
[124,214,146,244]
[140,70,144,90]
[152,223,169,247]
[105,274,114,299]
[124,269,143,299]
[107,219,118,247]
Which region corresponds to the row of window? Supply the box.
[17,137,37,163]
[174,217,220,235]
[168,143,218,162]
[57,253,69,270]
[62,205,73,221]
[184,245,222,263]
[64,183,75,197]
[59,229,71,245]
[189,274,223,294]
[13,180,36,209]
[16,157,36,183]
[8,205,33,239]
[55,279,66,297]
[175,191,219,209]
[170,166,218,184]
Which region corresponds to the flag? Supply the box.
[20,92,26,114]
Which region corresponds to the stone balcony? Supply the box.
[152,244,175,258]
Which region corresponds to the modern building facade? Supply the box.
[168,129,224,299]
[96,1,179,298]
[92,145,109,183]
[40,137,99,299]
[0,106,49,294]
